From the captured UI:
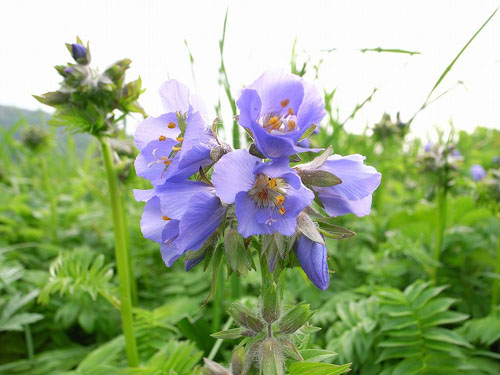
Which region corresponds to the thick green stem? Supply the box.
[41,158,58,244]
[230,272,240,300]
[491,216,500,310]
[433,186,447,278]
[24,324,34,361]
[212,266,224,333]
[99,137,139,367]
[121,193,138,306]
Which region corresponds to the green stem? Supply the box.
[433,186,447,278]
[99,137,139,367]
[121,192,138,306]
[230,272,240,300]
[212,266,224,333]
[491,216,500,310]
[41,158,58,244]
[24,324,34,361]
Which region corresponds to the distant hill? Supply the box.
[0,104,91,153]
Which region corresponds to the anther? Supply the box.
[172,146,181,152]
[159,135,167,141]
[168,122,176,129]
[276,195,285,206]
[176,137,184,142]
[279,206,286,215]
[281,99,289,107]
[288,120,296,130]
[163,160,171,165]
[268,178,277,189]
[288,107,294,116]
[162,215,171,221]
[268,116,280,126]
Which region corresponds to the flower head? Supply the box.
[212,150,314,238]
[294,235,329,290]
[134,80,218,185]
[134,180,226,268]
[237,69,325,159]
[470,164,486,181]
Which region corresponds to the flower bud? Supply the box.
[241,341,262,375]
[297,168,342,187]
[261,282,280,324]
[231,347,245,375]
[202,358,232,375]
[104,58,131,83]
[33,91,70,107]
[227,302,265,333]
[259,339,284,375]
[278,338,302,361]
[277,303,313,334]
[224,228,253,276]
[210,142,232,162]
[71,43,90,64]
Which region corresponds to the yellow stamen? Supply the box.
[162,215,171,221]
[268,178,277,189]
[176,137,184,142]
[158,135,166,141]
[279,206,286,215]
[288,107,294,116]
[163,160,171,165]
[168,122,176,129]
[172,146,181,152]
[268,116,280,126]
[281,99,290,108]
[288,120,296,130]
[276,195,285,206]
[160,156,168,160]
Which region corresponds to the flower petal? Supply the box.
[294,236,329,290]
[156,181,214,220]
[176,191,226,252]
[235,191,273,237]
[134,113,179,150]
[135,138,178,186]
[159,79,191,114]
[140,196,166,243]
[133,189,155,202]
[212,150,260,204]
[318,154,381,201]
[318,193,373,217]
[294,80,326,139]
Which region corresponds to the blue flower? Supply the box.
[134,181,226,268]
[212,149,314,238]
[301,154,381,217]
[236,69,325,159]
[134,80,217,185]
[470,164,486,181]
[294,236,329,290]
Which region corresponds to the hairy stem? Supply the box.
[99,137,139,367]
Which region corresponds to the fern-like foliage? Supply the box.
[0,289,43,332]
[376,280,471,375]
[325,297,379,373]
[38,248,118,308]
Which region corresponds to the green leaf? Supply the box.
[289,361,351,375]
[211,327,244,339]
[298,124,316,142]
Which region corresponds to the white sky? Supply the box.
[1,0,499,140]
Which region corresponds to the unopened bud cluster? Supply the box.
[372,112,408,142]
[35,37,145,136]
[418,141,463,189]
[209,287,314,375]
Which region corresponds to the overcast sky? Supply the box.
[1,0,499,139]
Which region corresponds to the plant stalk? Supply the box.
[491,216,500,310]
[24,324,34,361]
[433,185,447,278]
[99,137,139,367]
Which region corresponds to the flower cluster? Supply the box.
[135,69,381,290]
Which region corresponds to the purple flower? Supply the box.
[212,149,314,238]
[424,142,433,152]
[134,181,226,268]
[134,80,217,185]
[470,164,486,181]
[294,236,329,290]
[301,154,381,217]
[236,69,325,159]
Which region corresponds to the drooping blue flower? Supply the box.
[301,154,381,217]
[212,149,314,238]
[134,80,217,185]
[294,235,329,290]
[134,181,226,268]
[470,164,486,181]
[236,69,325,159]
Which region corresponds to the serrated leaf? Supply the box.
[289,361,351,375]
